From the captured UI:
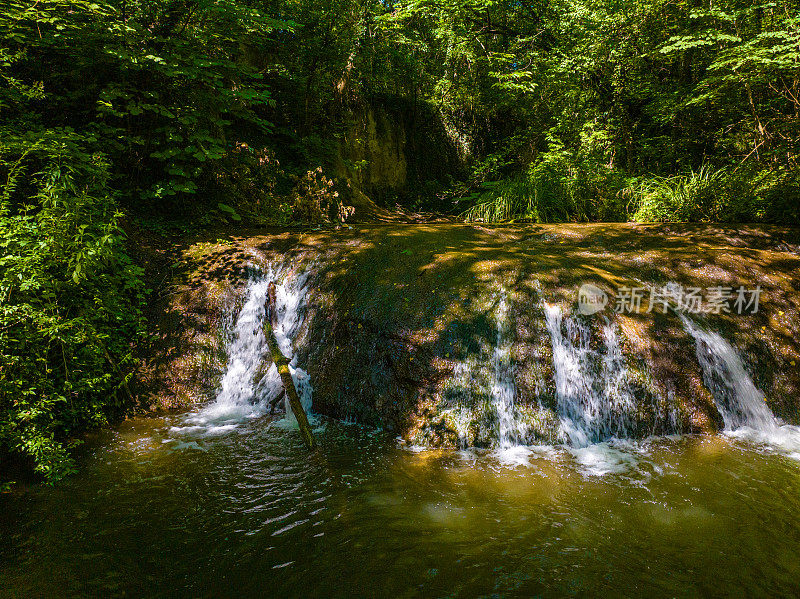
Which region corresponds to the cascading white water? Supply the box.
[600,322,638,436]
[261,266,314,424]
[544,305,638,447]
[492,292,518,447]
[178,264,313,434]
[681,314,800,459]
[181,276,270,433]
[681,314,774,430]
[544,304,594,446]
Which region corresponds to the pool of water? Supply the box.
[3,416,800,598]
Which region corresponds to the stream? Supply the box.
[3,417,800,597]
[4,266,800,598]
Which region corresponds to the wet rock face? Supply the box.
[300,224,799,445]
[305,315,435,430]
[146,224,800,445]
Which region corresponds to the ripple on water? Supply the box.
[5,419,800,599]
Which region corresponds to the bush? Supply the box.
[211,143,292,225]
[633,165,726,222]
[462,153,799,226]
[290,167,355,224]
[0,132,145,482]
[633,165,800,224]
[460,149,631,223]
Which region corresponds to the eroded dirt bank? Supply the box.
[135,223,800,445]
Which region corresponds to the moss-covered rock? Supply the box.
[139,223,800,445]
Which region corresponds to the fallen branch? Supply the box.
[263,281,316,449]
[269,389,285,415]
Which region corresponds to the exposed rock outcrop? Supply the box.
[139,224,800,445]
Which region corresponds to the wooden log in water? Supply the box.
[269,389,285,415]
[263,282,316,449]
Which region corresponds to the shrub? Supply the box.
[633,165,799,224]
[633,165,727,222]
[212,143,292,225]
[461,150,630,223]
[290,167,355,224]
[0,132,145,482]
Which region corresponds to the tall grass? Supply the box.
[633,165,799,224]
[461,160,799,225]
[633,165,726,222]
[460,152,629,223]
[460,177,539,222]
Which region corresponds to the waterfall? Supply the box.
[600,322,638,436]
[544,305,638,447]
[492,292,518,447]
[181,264,313,433]
[681,314,774,430]
[262,266,313,424]
[544,304,595,446]
[681,314,800,459]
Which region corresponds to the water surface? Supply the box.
[3,417,800,598]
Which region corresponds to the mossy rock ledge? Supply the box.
[139,223,800,447]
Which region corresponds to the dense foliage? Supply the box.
[409,0,800,222]
[1,0,798,480]
[0,133,145,480]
